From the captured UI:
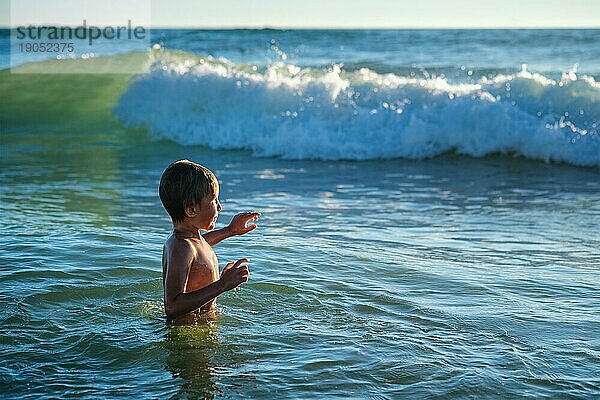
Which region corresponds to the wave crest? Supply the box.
[114,51,600,166]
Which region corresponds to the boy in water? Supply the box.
[159,160,260,325]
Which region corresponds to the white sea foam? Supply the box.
[114,52,600,166]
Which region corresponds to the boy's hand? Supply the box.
[226,212,261,236]
[219,258,250,291]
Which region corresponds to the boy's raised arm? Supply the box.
[202,212,260,246]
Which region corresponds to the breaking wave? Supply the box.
[109,50,598,166]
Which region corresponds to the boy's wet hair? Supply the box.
[159,160,218,223]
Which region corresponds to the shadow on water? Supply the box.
[164,323,221,400]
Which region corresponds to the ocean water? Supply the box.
[1,29,600,398]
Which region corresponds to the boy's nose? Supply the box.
[217,200,222,211]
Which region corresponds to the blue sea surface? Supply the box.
[1,29,599,398]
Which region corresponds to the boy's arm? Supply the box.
[201,226,234,247]
[164,240,249,320]
[202,212,261,246]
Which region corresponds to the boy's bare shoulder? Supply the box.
[164,234,215,263]
[164,234,199,264]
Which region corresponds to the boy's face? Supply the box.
[195,189,222,231]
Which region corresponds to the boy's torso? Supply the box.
[185,237,219,295]
[163,233,219,320]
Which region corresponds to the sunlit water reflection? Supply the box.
[1,132,599,398]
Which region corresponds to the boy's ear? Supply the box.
[184,204,197,218]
